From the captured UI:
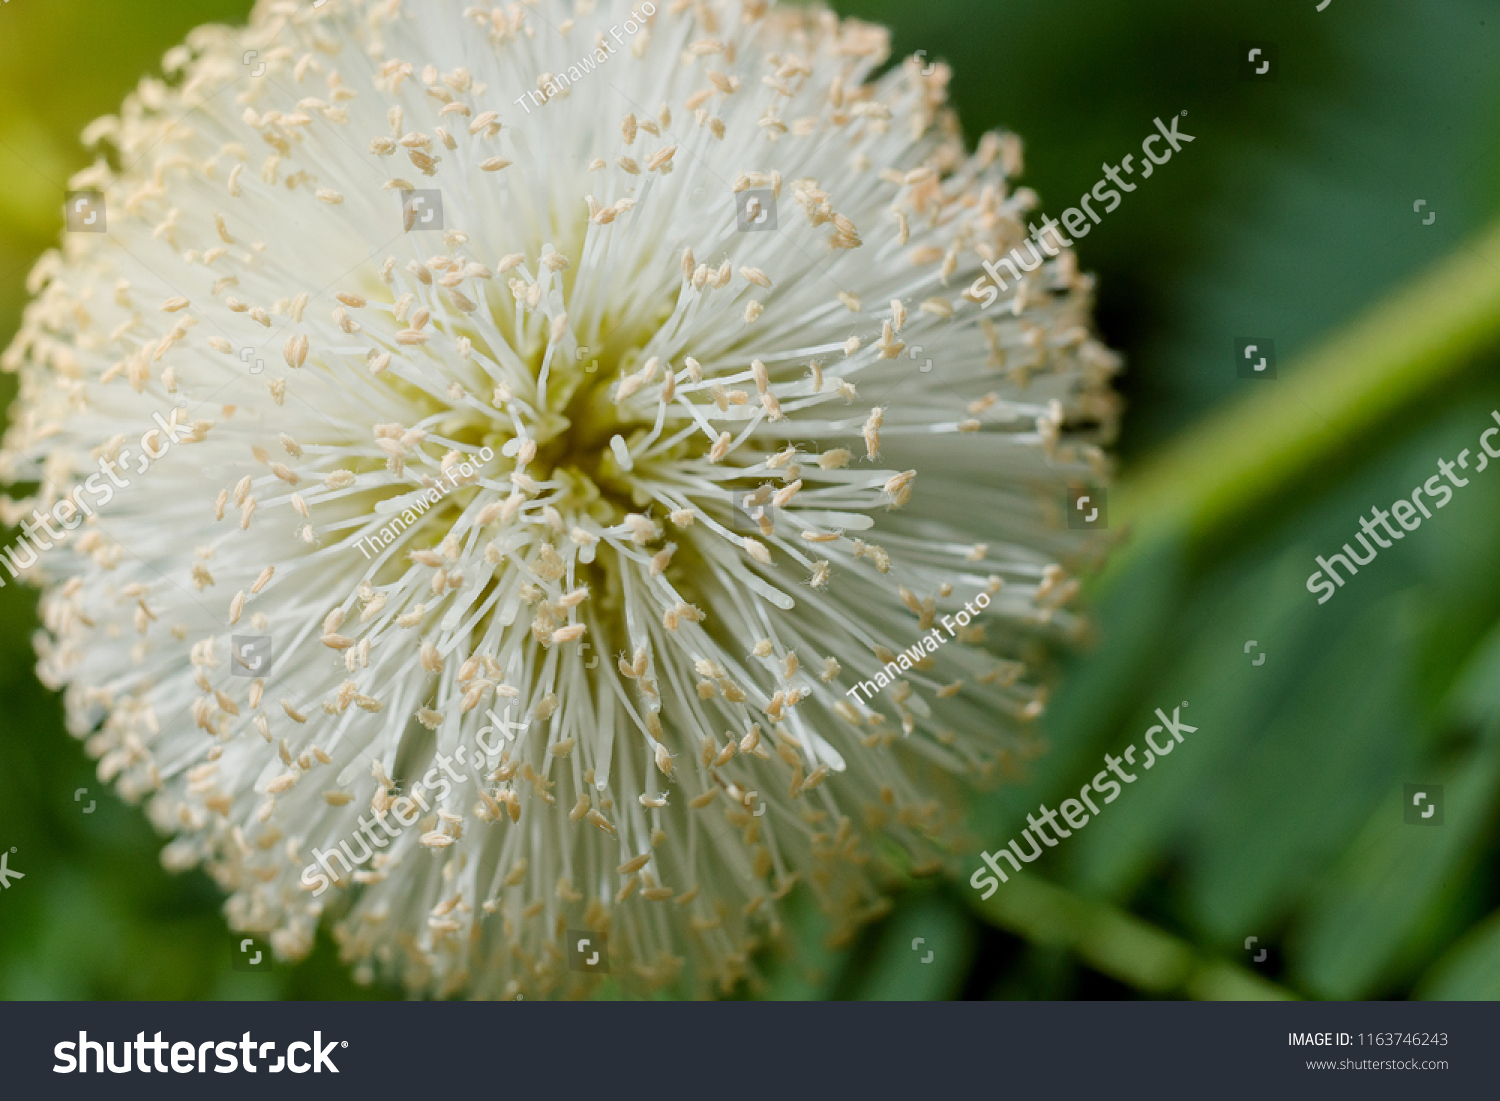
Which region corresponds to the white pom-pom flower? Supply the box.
[1,0,1119,997]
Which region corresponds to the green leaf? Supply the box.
[1414,908,1500,1000]
[1291,742,1500,998]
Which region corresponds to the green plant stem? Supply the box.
[965,870,1296,999]
[1111,217,1500,570]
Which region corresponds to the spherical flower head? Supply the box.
[1,0,1120,997]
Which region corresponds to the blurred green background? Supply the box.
[2,0,1499,999]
